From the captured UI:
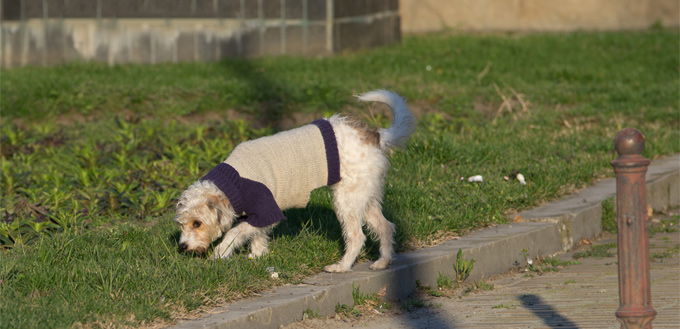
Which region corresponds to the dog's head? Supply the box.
[174,180,236,254]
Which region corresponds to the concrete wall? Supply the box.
[400,0,679,33]
[0,0,400,67]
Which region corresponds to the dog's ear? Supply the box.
[206,194,226,209]
[207,193,234,229]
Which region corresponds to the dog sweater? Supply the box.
[201,119,341,227]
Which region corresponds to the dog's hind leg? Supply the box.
[324,189,368,273]
[364,201,395,270]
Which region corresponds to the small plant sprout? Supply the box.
[301,308,320,320]
[454,249,475,283]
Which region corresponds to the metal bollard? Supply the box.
[611,128,656,329]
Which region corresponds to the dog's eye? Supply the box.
[193,221,201,228]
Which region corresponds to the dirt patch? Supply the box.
[474,96,500,120]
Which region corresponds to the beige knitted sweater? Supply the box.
[224,120,340,211]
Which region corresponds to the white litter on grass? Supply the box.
[426,65,432,71]
[467,175,483,182]
[517,173,527,185]
[265,267,279,279]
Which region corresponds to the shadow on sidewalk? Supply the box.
[518,294,579,328]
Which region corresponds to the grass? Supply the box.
[651,244,680,261]
[1,29,679,328]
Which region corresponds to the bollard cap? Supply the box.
[614,128,645,156]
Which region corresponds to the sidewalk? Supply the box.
[168,154,679,329]
[282,223,679,329]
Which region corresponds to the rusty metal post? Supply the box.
[611,128,656,329]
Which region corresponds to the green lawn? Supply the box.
[1,29,679,328]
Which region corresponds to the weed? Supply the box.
[520,248,537,272]
[351,284,372,306]
[651,244,680,260]
[302,308,321,320]
[601,197,616,233]
[463,281,495,296]
[455,249,475,283]
[343,284,391,317]
[649,216,679,236]
[541,256,581,268]
[417,280,444,297]
[523,256,582,274]
[492,303,516,309]
[573,242,617,259]
[403,298,426,312]
[335,304,363,317]
[437,272,455,290]
[564,279,577,284]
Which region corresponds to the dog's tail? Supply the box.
[356,90,416,151]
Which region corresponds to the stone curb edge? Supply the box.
[169,154,679,329]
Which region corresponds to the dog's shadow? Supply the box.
[273,201,400,261]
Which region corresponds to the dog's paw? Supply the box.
[211,250,232,260]
[324,264,351,273]
[247,252,267,259]
[369,258,391,270]
[249,248,269,259]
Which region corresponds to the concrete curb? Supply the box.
[169,154,679,329]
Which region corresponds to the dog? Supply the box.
[174,90,415,272]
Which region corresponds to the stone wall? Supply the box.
[400,0,679,33]
[0,0,400,67]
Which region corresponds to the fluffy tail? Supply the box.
[356,90,416,151]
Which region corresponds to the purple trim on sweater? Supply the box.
[201,163,286,228]
[311,119,342,186]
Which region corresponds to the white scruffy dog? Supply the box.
[174,90,415,272]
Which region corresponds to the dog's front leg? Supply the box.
[212,222,258,259]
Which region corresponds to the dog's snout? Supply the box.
[178,242,188,251]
